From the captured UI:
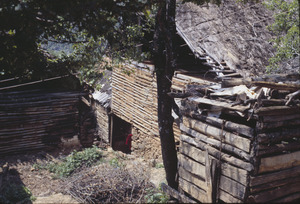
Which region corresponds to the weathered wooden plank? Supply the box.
[258,151,300,174]
[257,128,300,144]
[250,165,300,187]
[176,74,214,85]
[261,114,300,122]
[178,153,206,179]
[257,141,300,157]
[179,177,209,203]
[178,166,208,191]
[183,117,251,152]
[182,112,254,138]
[180,124,251,161]
[250,176,300,194]
[188,97,251,113]
[257,119,300,130]
[180,139,253,171]
[219,175,247,200]
[180,135,248,185]
[248,181,300,203]
[160,183,197,203]
[273,192,300,203]
[219,189,243,203]
[255,105,300,116]
[252,81,300,91]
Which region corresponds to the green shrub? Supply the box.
[36,146,103,178]
[145,185,169,203]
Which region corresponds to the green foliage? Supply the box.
[0,184,35,204]
[0,0,155,82]
[36,146,103,178]
[145,185,169,203]
[155,163,164,169]
[263,0,299,72]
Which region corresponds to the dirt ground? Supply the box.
[0,146,166,203]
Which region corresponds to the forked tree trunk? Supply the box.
[153,0,178,189]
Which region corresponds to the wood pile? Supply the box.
[171,71,300,203]
[0,89,84,155]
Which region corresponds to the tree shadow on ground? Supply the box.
[0,164,33,204]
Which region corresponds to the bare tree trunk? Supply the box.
[153,0,178,189]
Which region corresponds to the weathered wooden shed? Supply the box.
[167,0,300,203]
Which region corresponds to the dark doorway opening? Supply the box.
[110,115,132,154]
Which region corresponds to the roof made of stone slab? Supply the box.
[176,0,276,77]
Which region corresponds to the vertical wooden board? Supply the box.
[258,150,300,174]
[179,177,209,203]
[178,153,206,179]
[178,167,208,192]
[219,175,247,200]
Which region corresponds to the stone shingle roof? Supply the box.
[176,0,277,77]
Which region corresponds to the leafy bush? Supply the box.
[35,146,103,178]
[264,0,299,73]
[0,184,36,204]
[145,185,169,203]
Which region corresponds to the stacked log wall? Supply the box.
[112,64,180,159]
[0,90,84,155]
[248,106,300,202]
[93,102,110,143]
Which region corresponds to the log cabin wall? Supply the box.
[0,90,85,155]
[91,91,111,143]
[171,71,300,203]
[111,62,181,159]
[0,77,95,155]
[111,63,161,159]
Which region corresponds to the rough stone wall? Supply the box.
[93,102,110,143]
[131,127,162,162]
